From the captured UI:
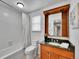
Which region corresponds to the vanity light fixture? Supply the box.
[17,2,24,8]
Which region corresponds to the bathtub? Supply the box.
[0,43,24,59]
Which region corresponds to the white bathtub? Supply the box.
[0,43,24,59]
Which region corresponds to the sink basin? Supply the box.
[48,42,69,49]
[48,42,60,46]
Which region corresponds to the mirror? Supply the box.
[48,13,62,36]
[44,4,70,37]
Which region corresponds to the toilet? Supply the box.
[25,45,36,59]
[31,40,39,55]
[25,40,39,59]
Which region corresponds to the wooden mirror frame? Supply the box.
[44,4,70,37]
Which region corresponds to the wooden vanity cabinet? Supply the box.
[40,44,74,59]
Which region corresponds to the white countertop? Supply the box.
[48,36,69,40]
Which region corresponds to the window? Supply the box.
[32,15,41,31]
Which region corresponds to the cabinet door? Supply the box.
[50,52,59,59]
[41,50,49,59]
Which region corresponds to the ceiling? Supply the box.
[1,0,68,13]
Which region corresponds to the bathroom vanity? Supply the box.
[40,42,74,59]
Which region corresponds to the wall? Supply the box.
[69,0,79,59]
